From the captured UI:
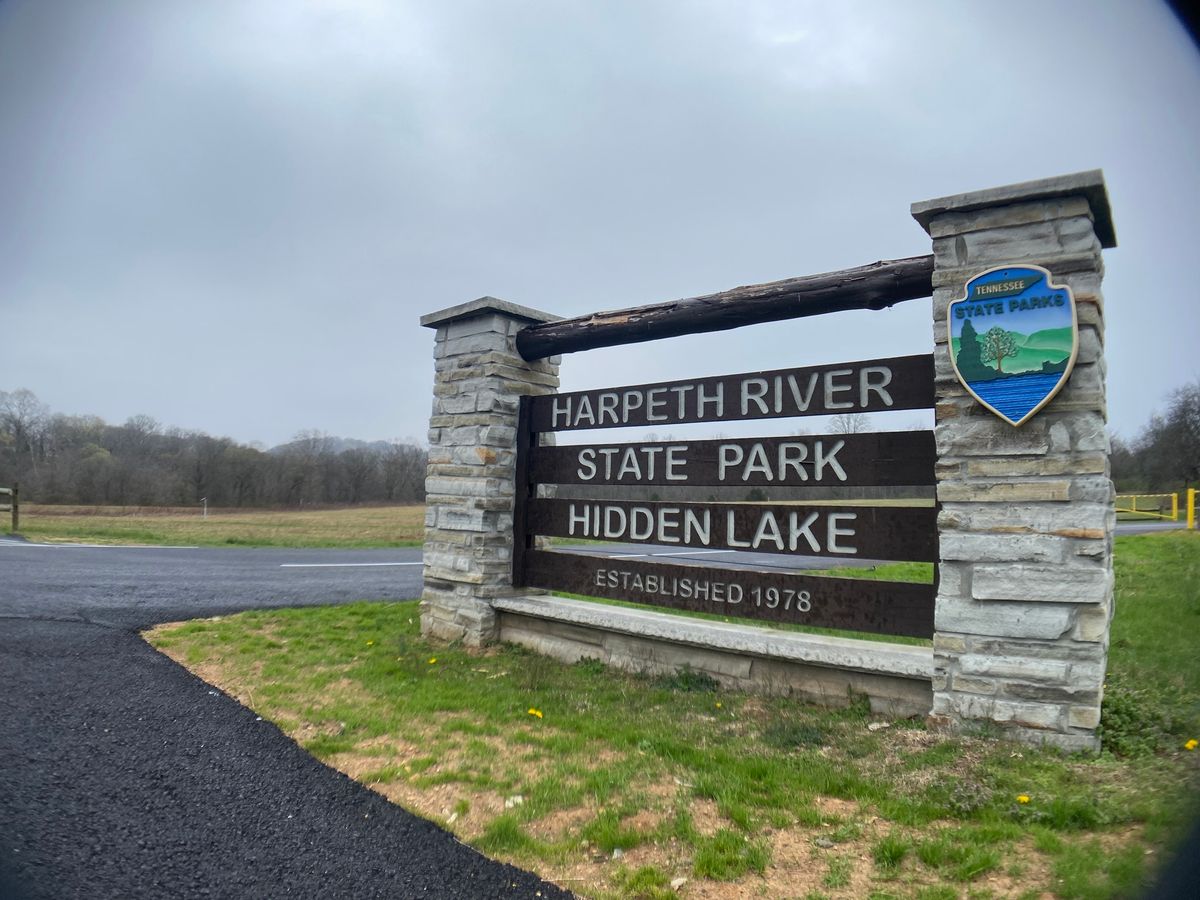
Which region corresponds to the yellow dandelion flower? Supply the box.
[1185,739,1198,751]
[366,640,375,646]
[1017,795,1031,804]
[428,657,438,664]
[528,708,543,719]
[715,702,723,709]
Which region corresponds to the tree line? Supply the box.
[1111,380,1199,493]
[0,389,427,507]
[3,379,1194,507]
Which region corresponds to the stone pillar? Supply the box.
[419,297,560,646]
[911,171,1117,752]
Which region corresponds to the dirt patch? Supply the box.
[377,781,507,839]
[295,721,350,743]
[528,805,595,842]
[689,798,724,837]
[307,677,373,709]
[814,796,859,820]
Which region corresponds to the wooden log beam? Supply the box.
[515,254,934,360]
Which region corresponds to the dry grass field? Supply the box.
[7,504,426,548]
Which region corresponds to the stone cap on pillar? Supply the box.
[911,169,1116,249]
[420,296,562,329]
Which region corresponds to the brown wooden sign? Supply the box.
[526,499,937,562]
[529,431,935,487]
[529,354,933,432]
[523,549,935,638]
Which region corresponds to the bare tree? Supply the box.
[382,441,427,502]
[1138,380,1200,489]
[0,389,49,476]
[829,412,870,434]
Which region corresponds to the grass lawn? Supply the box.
[145,531,1200,899]
[4,503,425,548]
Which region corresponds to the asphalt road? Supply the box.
[0,541,426,629]
[0,540,568,900]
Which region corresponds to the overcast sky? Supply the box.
[2,0,1197,448]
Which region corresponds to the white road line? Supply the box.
[279,562,423,568]
[0,542,199,549]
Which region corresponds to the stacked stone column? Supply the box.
[912,171,1117,751]
[419,298,560,646]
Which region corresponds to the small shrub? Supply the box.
[1099,676,1187,757]
[662,665,719,693]
[574,657,607,676]
[944,778,994,818]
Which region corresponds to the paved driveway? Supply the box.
[0,541,569,899]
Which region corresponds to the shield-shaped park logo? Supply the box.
[948,265,1078,426]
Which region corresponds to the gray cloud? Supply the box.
[2,0,1197,446]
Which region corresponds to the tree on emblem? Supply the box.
[980,326,1019,373]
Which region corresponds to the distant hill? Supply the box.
[268,436,396,456]
[951,325,1074,377]
[1018,327,1074,354]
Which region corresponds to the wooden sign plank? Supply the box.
[529,354,933,432]
[521,549,935,638]
[526,499,938,562]
[528,431,935,488]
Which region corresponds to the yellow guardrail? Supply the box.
[1115,490,1198,529]
[1115,492,1178,521]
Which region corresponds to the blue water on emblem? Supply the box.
[969,372,1064,422]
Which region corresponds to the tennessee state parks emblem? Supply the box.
[948,265,1078,426]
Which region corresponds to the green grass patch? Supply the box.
[871,832,910,870]
[823,855,853,888]
[609,864,674,900]
[692,828,769,879]
[144,531,1200,898]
